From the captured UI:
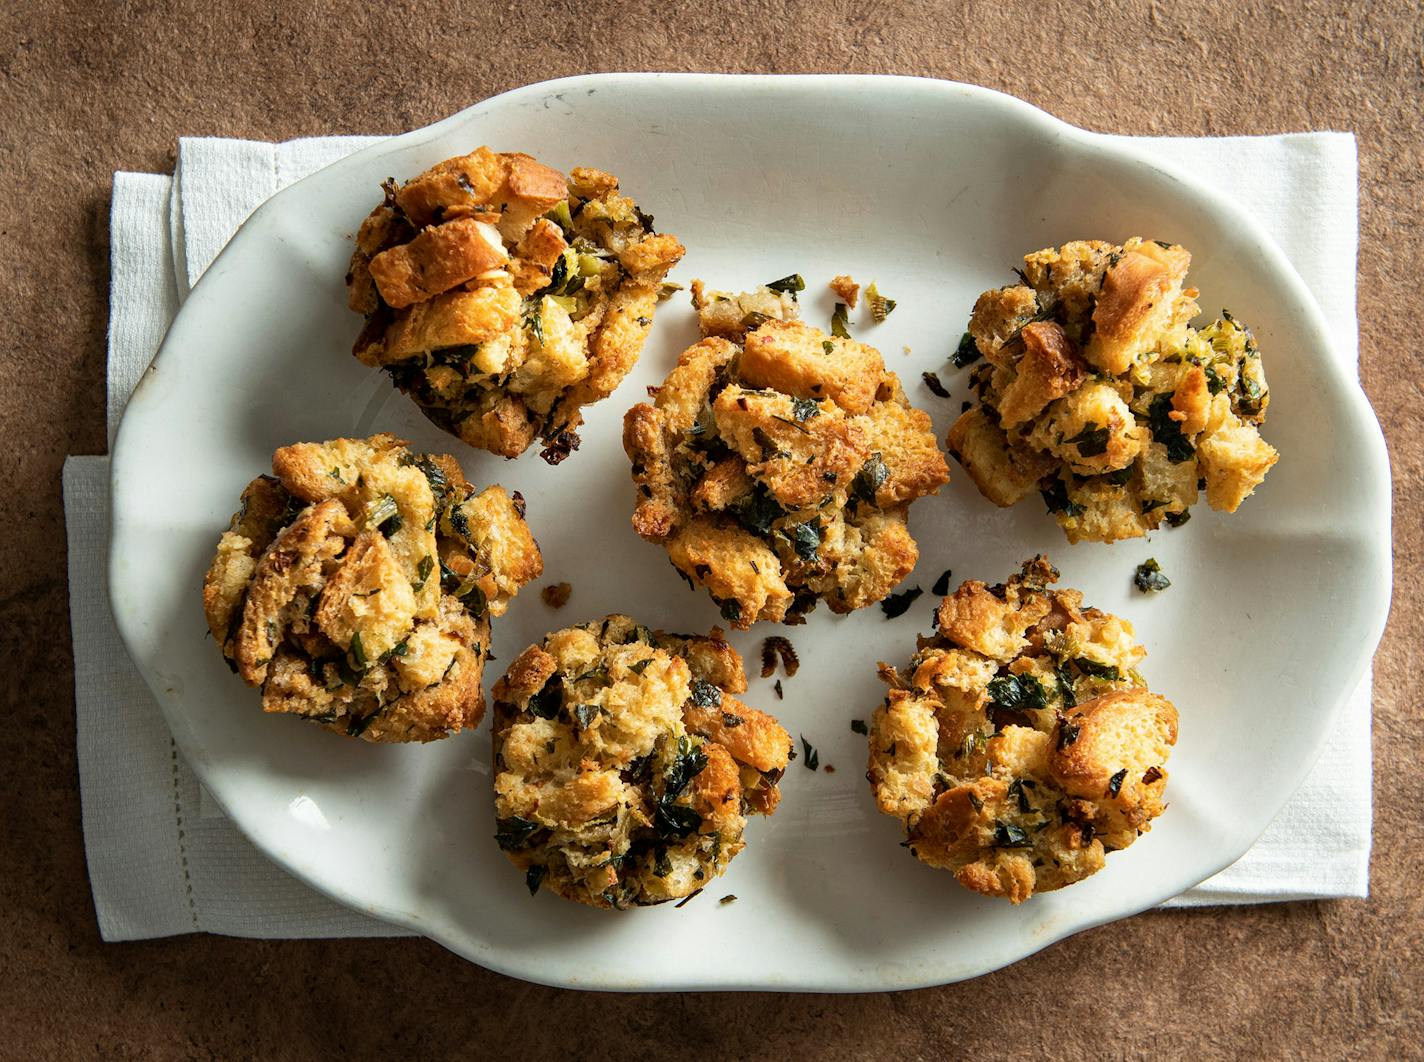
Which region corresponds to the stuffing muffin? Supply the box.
[491,614,791,908]
[202,433,541,742]
[346,147,685,463]
[947,238,1278,542]
[622,281,950,630]
[867,557,1178,903]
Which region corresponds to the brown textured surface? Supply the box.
[2,0,1420,1056]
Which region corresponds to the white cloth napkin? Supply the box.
[67,130,1371,941]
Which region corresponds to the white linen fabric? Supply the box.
[67,131,1369,940]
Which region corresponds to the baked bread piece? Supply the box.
[623,282,950,630]
[202,434,541,742]
[491,614,791,908]
[867,557,1178,903]
[346,148,685,463]
[947,238,1278,542]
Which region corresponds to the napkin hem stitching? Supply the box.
[169,738,200,930]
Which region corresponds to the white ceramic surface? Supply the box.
[109,74,1391,991]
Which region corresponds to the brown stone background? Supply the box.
[2,0,1419,1057]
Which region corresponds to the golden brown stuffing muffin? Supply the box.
[866,557,1177,903]
[623,282,950,630]
[346,148,685,464]
[491,614,791,908]
[202,434,542,742]
[946,238,1278,542]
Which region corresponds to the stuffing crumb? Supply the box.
[540,581,572,609]
[830,274,860,308]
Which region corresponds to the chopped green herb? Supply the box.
[721,712,744,728]
[822,340,835,355]
[364,494,399,532]
[987,673,1048,711]
[526,865,547,896]
[378,639,409,664]
[931,569,953,597]
[665,737,709,797]
[799,735,820,771]
[655,739,708,838]
[719,894,738,905]
[922,371,950,398]
[773,679,783,699]
[348,632,367,670]
[495,816,541,851]
[788,522,820,562]
[628,658,651,676]
[413,554,434,591]
[1147,392,1195,463]
[851,719,869,735]
[790,396,821,421]
[1104,466,1133,486]
[1064,422,1110,458]
[1133,558,1171,593]
[850,453,889,507]
[1074,658,1122,680]
[736,485,788,536]
[1107,769,1127,798]
[527,674,564,719]
[741,310,770,330]
[690,678,723,708]
[1204,365,1226,395]
[447,504,472,540]
[993,822,1033,848]
[459,580,488,618]
[1165,510,1192,528]
[879,586,923,619]
[719,598,742,624]
[1040,477,1085,518]
[573,704,600,730]
[830,302,851,339]
[766,273,806,297]
[328,467,344,482]
[1057,719,1082,750]
[952,331,981,368]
